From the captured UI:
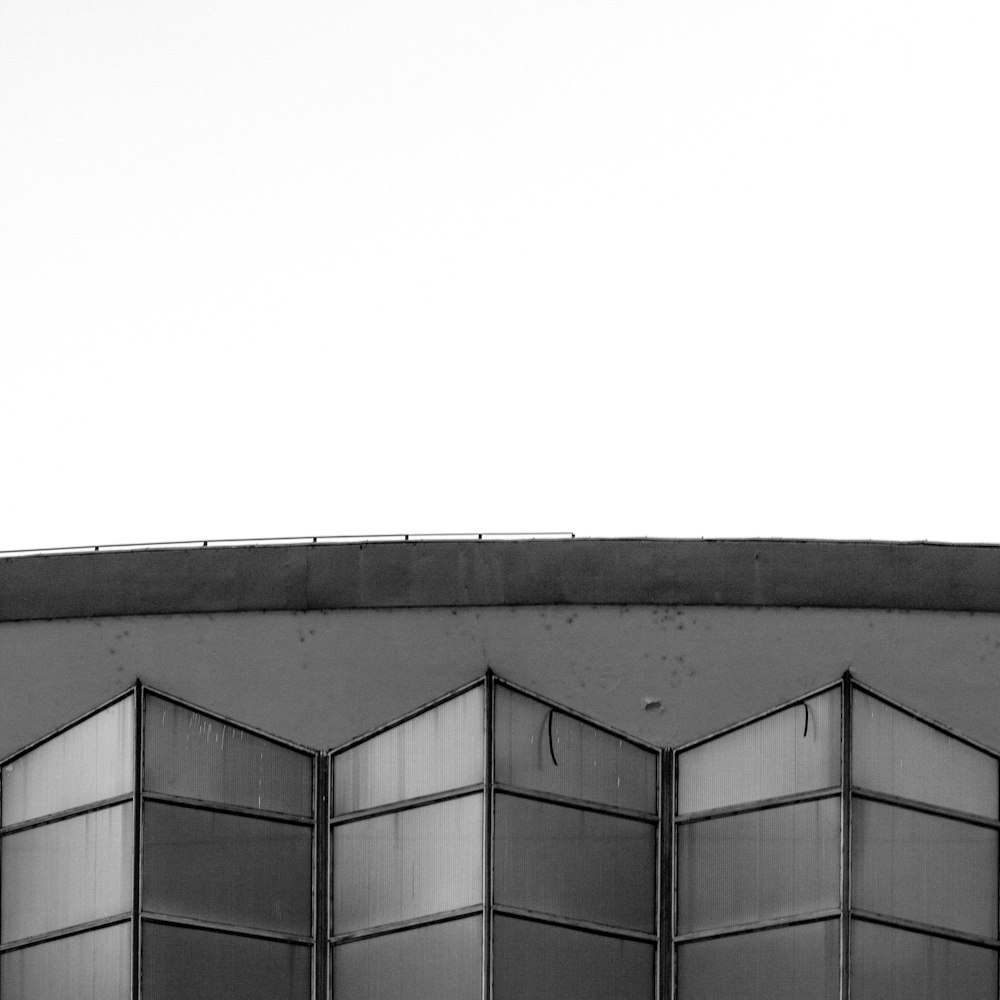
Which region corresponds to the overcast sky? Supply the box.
[1,0,997,552]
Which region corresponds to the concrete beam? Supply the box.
[3,538,1000,622]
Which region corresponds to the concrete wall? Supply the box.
[3,604,1000,760]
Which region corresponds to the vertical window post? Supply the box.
[840,672,852,1000]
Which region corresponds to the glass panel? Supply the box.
[494,685,657,814]
[677,687,841,815]
[494,793,656,932]
[144,694,313,817]
[143,802,313,935]
[852,919,998,1000]
[853,690,998,819]
[142,922,311,1000]
[333,685,484,815]
[0,922,131,1000]
[677,797,841,934]
[1,696,134,827]
[333,793,482,934]
[852,798,998,938]
[332,916,482,1000]
[676,918,840,1000]
[1,804,133,944]
[493,915,654,1000]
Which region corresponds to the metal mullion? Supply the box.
[329,784,484,827]
[329,677,487,757]
[674,786,842,826]
[850,788,1000,831]
[672,909,842,946]
[674,678,844,754]
[141,685,316,757]
[315,753,328,1000]
[671,743,679,1000]
[659,748,672,1000]
[492,782,659,824]
[329,905,483,946]
[140,911,314,946]
[133,680,143,1000]
[0,685,136,769]
[0,913,133,954]
[484,670,494,1000]
[142,791,314,827]
[0,792,134,837]
[327,750,334,996]
[851,910,1000,951]
[491,905,658,944]
[493,675,660,753]
[841,672,852,1000]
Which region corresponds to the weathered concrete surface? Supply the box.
[4,539,1000,622]
[3,604,1000,761]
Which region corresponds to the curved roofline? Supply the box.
[3,538,1000,622]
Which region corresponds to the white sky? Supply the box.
[1,0,998,551]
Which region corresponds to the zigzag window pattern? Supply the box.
[1,674,997,998]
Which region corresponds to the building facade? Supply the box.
[2,538,1000,998]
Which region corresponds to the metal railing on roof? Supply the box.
[0,532,577,559]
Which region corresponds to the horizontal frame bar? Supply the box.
[142,791,314,826]
[0,687,135,769]
[673,909,841,945]
[143,684,317,757]
[492,905,657,943]
[140,912,313,946]
[329,677,487,756]
[493,782,659,823]
[330,905,483,945]
[675,787,841,825]
[0,913,132,954]
[330,785,483,826]
[851,788,1000,830]
[0,793,133,836]
[676,678,843,754]
[852,910,1000,951]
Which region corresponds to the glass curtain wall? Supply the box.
[850,685,1000,1000]
[328,675,660,1000]
[673,684,843,1000]
[140,690,315,1000]
[329,681,486,1000]
[0,691,136,1000]
[492,679,660,1000]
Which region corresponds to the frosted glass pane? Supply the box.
[853,919,998,1000]
[1,696,134,826]
[853,690,998,818]
[1,804,133,944]
[852,798,998,938]
[142,922,311,1000]
[333,794,482,933]
[144,695,313,817]
[0,922,131,1000]
[143,802,312,934]
[494,686,657,814]
[334,685,484,815]
[677,919,840,1000]
[493,915,654,1000]
[678,688,841,815]
[678,797,840,934]
[495,793,656,932]
[332,916,482,1000]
